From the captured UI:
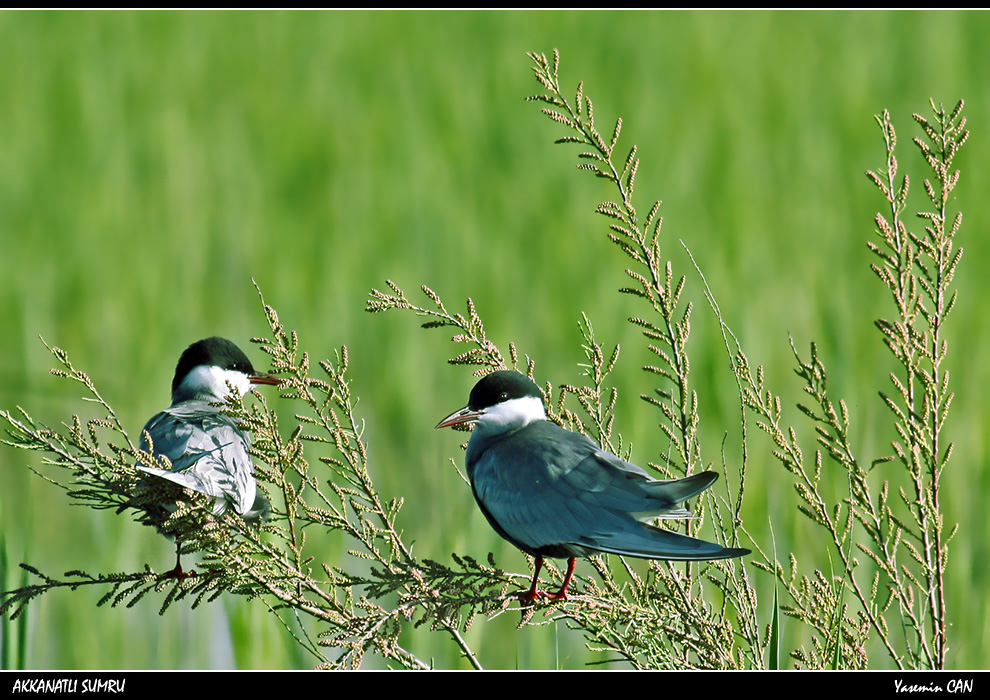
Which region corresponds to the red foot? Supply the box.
[520,590,568,602]
[160,564,197,580]
[518,556,576,603]
[160,547,197,580]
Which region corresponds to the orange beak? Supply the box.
[249,373,281,387]
[435,407,482,430]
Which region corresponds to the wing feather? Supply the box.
[137,401,261,518]
[467,421,745,560]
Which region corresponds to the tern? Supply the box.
[436,370,750,601]
[135,336,279,578]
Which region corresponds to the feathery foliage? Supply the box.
[1,48,965,670]
[371,50,760,669]
[739,100,965,669]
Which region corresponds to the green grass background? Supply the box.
[1,10,988,669]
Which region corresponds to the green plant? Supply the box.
[738,101,965,669]
[0,291,509,669]
[1,49,965,670]
[368,50,766,669]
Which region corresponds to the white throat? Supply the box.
[472,395,546,436]
[172,365,251,404]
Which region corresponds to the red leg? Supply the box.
[519,555,545,602]
[547,557,577,600]
[161,541,196,580]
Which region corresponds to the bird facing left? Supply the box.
[437,370,751,601]
[134,336,280,578]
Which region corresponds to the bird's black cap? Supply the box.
[171,337,258,395]
[468,370,543,411]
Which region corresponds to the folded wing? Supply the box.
[469,421,747,560]
[137,402,267,522]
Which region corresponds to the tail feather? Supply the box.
[137,464,216,498]
[588,520,750,561]
[643,470,719,505]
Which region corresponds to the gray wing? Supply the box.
[137,401,265,520]
[469,421,746,560]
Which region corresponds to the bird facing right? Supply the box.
[135,336,280,578]
[436,370,750,601]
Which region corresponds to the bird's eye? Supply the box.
[499,391,510,401]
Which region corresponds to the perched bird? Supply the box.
[436,370,750,601]
[136,337,280,578]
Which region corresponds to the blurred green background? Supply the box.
[1,10,988,669]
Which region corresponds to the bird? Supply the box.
[135,336,280,578]
[436,370,750,601]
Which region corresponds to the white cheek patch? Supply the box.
[178,365,251,401]
[216,368,252,398]
[475,395,546,433]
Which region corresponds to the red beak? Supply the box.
[249,373,281,387]
[435,407,482,430]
